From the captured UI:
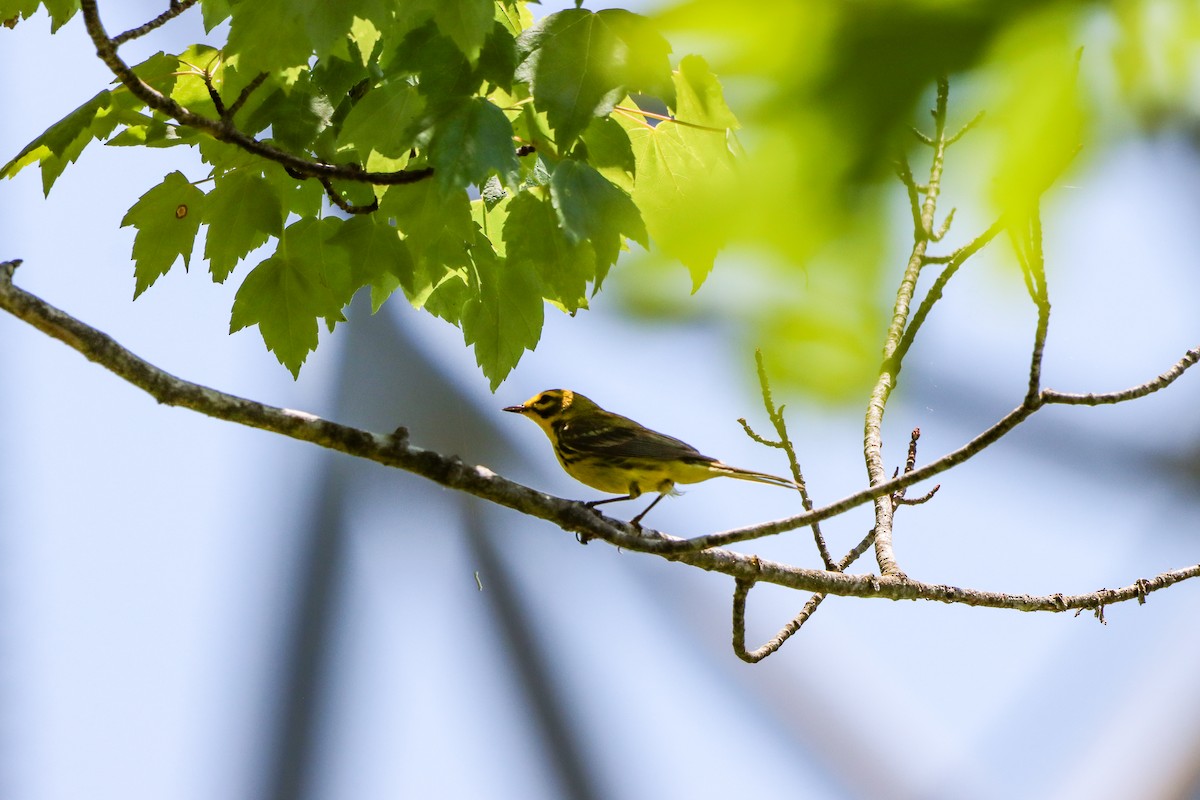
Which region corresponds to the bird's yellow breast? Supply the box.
[556,451,719,497]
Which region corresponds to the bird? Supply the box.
[503,389,795,525]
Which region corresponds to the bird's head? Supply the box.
[504,389,596,432]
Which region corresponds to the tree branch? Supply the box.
[4,258,1200,621]
[111,0,198,46]
[739,349,835,570]
[79,0,434,187]
[863,79,954,579]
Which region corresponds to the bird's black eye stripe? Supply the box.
[530,393,560,418]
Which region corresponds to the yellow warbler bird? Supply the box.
[504,389,795,525]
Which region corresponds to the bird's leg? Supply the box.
[585,494,636,510]
[629,492,668,527]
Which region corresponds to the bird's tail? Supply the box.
[712,463,796,489]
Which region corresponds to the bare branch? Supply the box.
[945,110,986,145]
[669,337,1199,553]
[746,349,836,571]
[897,217,1005,366]
[894,155,924,238]
[864,79,955,578]
[733,578,826,663]
[4,258,1199,619]
[112,0,197,46]
[1043,347,1200,405]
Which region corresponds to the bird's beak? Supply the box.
[502,404,528,414]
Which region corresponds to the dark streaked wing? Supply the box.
[557,410,717,464]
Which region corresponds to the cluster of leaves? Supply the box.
[1,0,739,386]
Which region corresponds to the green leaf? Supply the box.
[428,97,520,189]
[42,0,77,30]
[260,161,326,217]
[327,215,415,311]
[0,0,42,26]
[516,9,674,146]
[120,171,207,298]
[229,218,347,377]
[581,116,636,188]
[226,0,313,77]
[478,20,519,92]
[503,189,595,312]
[549,158,646,279]
[495,0,533,39]
[471,189,510,256]
[384,21,473,106]
[312,54,370,101]
[335,82,425,159]
[673,55,739,130]
[300,1,358,60]
[462,244,543,391]
[379,180,475,304]
[432,0,494,60]
[202,171,284,282]
[422,269,471,324]
[349,16,384,65]
[1,90,127,194]
[244,75,335,153]
[618,88,737,290]
[200,0,231,31]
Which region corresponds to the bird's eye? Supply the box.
[532,393,560,415]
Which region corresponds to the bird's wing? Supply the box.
[560,411,717,463]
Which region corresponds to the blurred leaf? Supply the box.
[618,98,735,291]
[987,15,1086,221]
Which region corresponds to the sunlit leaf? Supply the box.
[120,171,207,298]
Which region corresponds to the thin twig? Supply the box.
[612,104,730,133]
[320,178,380,215]
[733,578,826,663]
[226,72,268,120]
[740,350,836,570]
[731,525,880,662]
[671,337,1200,554]
[1042,348,1200,405]
[112,0,197,46]
[896,217,1006,374]
[945,110,986,145]
[894,154,924,239]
